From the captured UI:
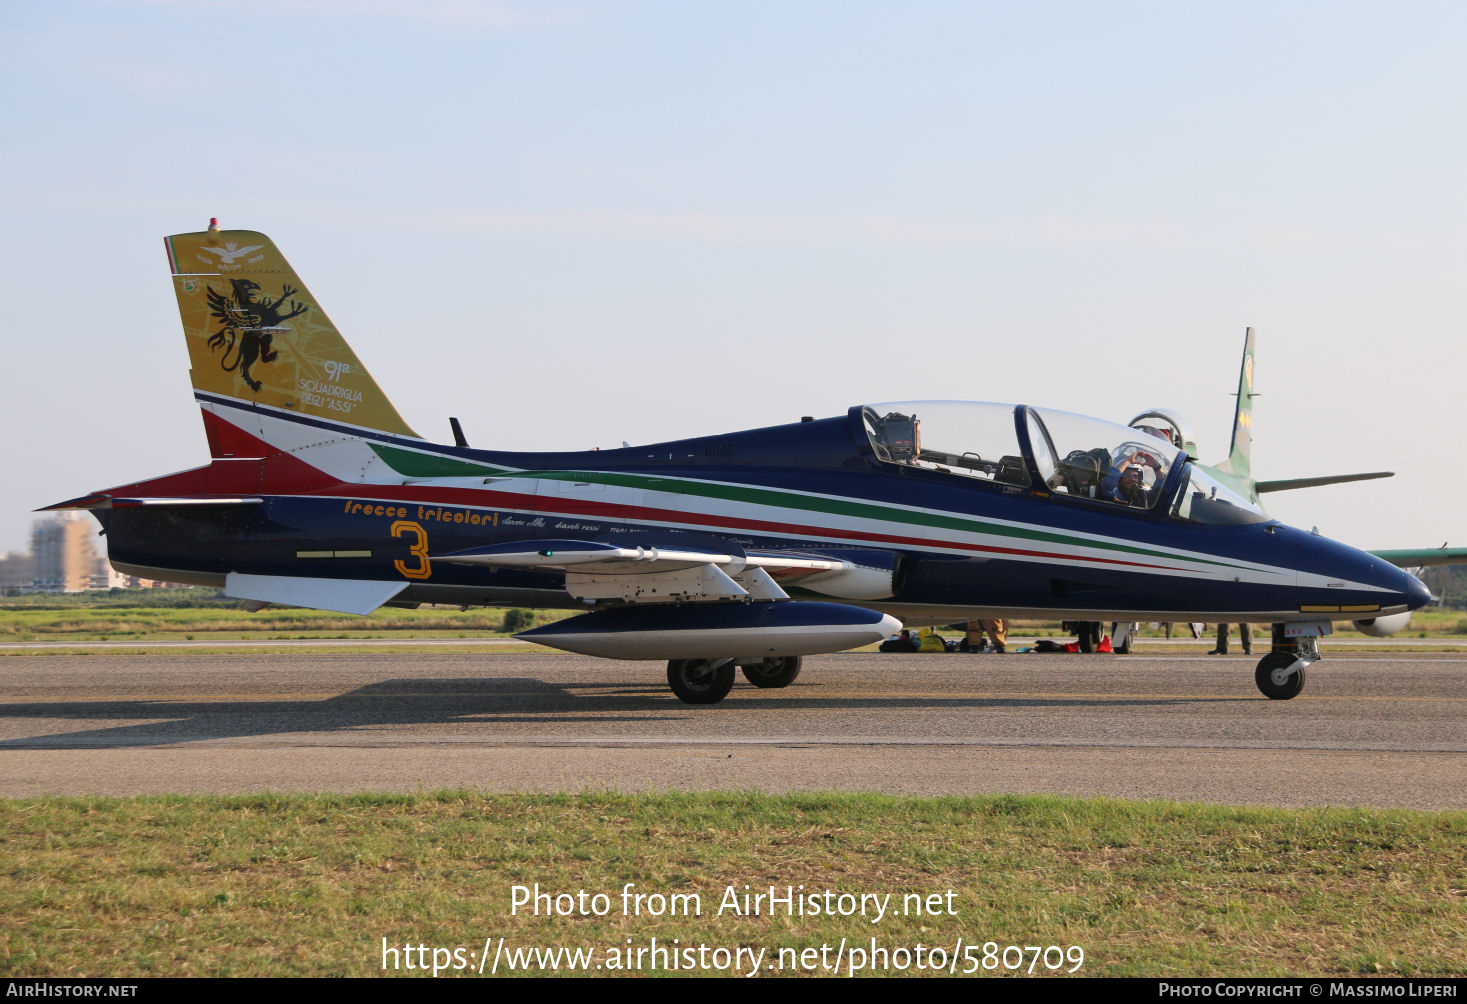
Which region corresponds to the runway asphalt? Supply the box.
[2,650,1464,808]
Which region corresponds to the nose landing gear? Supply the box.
[1254,628,1320,700]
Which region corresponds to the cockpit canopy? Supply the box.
[1128,407,1198,460]
[861,402,1033,489]
[1024,406,1181,509]
[858,400,1269,524]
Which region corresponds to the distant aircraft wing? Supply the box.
[1369,547,1467,569]
[1255,472,1393,493]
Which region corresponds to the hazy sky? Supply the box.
[2,1,1463,556]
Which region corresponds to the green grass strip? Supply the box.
[2,792,1463,977]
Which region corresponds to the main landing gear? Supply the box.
[665,656,803,704]
[740,656,802,689]
[666,658,736,704]
[1254,626,1320,700]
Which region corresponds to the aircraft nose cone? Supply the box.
[1374,560,1432,611]
[1405,572,1432,611]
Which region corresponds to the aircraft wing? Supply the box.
[1369,547,1467,569]
[434,539,890,604]
[434,539,842,573]
[1255,472,1393,493]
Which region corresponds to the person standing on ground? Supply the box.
[1208,622,1252,655]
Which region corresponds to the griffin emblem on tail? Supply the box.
[205,278,310,391]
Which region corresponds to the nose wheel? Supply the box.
[1254,635,1319,700]
[1254,652,1306,699]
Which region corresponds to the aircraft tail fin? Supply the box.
[1214,326,1255,481]
[165,220,419,457]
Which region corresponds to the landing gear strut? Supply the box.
[1111,622,1136,655]
[1254,625,1319,700]
[666,658,736,705]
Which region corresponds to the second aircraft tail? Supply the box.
[1215,326,1255,482]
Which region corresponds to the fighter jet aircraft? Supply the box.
[45,223,1431,703]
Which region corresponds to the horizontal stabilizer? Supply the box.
[1255,472,1393,493]
[114,496,264,508]
[1369,547,1467,569]
[39,493,263,511]
[224,573,407,615]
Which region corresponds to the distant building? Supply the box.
[4,515,183,593]
[30,514,98,593]
[0,549,35,591]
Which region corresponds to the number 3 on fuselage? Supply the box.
[391,520,432,580]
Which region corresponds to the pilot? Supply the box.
[1136,423,1182,450]
[1102,449,1161,506]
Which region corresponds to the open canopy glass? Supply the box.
[858,400,1271,524]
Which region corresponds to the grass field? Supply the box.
[3,792,1464,978]
[0,593,536,642]
[3,589,1466,644]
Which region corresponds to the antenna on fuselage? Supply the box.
[449,416,468,448]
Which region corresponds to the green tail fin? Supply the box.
[1216,327,1255,482]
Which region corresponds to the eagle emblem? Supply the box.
[202,242,264,265]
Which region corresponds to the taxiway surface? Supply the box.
[2,650,1463,807]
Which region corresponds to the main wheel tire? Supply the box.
[741,656,802,689]
[1255,651,1306,700]
[1115,633,1133,654]
[1078,622,1097,653]
[667,659,736,704]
